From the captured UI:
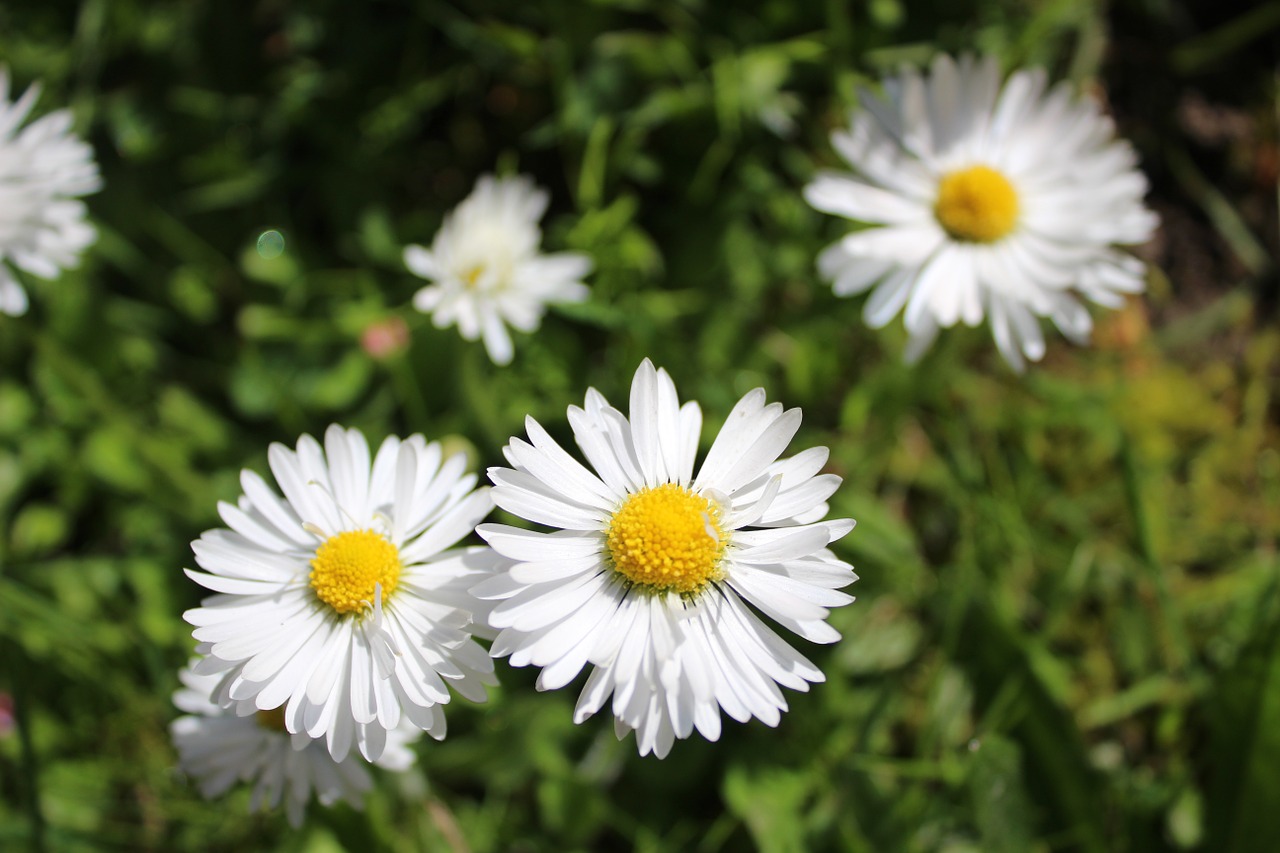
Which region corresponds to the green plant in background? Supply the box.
[0,0,1277,851]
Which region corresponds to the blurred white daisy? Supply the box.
[474,359,856,758]
[171,661,419,827]
[804,54,1158,371]
[403,174,592,365]
[0,67,101,316]
[184,425,498,763]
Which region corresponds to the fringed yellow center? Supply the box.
[934,165,1020,243]
[309,529,401,615]
[606,483,726,594]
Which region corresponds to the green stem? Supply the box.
[9,645,46,853]
[391,357,431,430]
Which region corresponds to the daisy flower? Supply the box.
[474,359,856,758]
[403,173,592,365]
[0,67,101,316]
[804,54,1158,371]
[171,661,419,827]
[184,425,498,763]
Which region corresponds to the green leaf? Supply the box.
[968,735,1035,853]
[957,603,1109,852]
[1205,614,1280,852]
[722,765,811,853]
[8,504,70,559]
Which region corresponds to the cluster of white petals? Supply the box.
[178,374,857,804]
[0,68,99,316]
[475,360,857,757]
[171,663,419,827]
[183,425,499,764]
[805,54,1158,370]
[404,174,592,365]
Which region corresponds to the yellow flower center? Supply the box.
[933,165,1020,243]
[461,264,485,288]
[255,707,288,733]
[309,529,402,615]
[605,483,726,595]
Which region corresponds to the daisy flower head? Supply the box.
[0,67,101,316]
[403,173,593,366]
[184,425,499,763]
[804,54,1159,371]
[170,661,419,827]
[475,359,857,758]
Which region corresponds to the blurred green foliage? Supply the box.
[1,0,1278,850]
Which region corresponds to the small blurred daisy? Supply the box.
[475,359,856,758]
[184,425,498,763]
[0,67,100,316]
[403,174,592,365]
[805,54,1158,371]
[171,662,418,827]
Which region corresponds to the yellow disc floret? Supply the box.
[933,165,1020,243]
[606,483,726,595]
[309,529,402,615]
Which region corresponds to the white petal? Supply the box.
[403,245,440,279]
[477,524,603,563]
[489,468,606,531]
[862,267,917,329]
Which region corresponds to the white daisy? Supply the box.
[170,661,419,827]
[403,174,592,365]
[184,425,498,764]
[804,53,1159,371]
[474,359,857,758]
[0,67,100,316]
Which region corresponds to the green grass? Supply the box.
[1,0,1278,850]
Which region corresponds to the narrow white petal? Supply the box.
[477,524,603,562]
